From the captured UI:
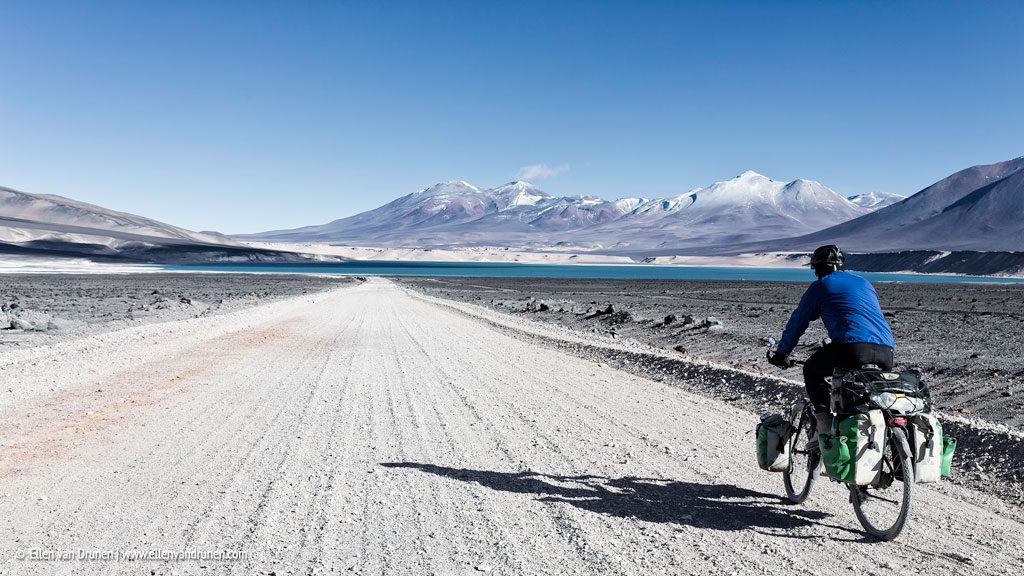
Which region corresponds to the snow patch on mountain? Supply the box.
[492,181,551,209]
[847,192,906,210]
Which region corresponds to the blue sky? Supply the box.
[2,1,1021,233]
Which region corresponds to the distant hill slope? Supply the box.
[0,185,326,263]
[754,157,1024,252]
[241,172,871,249]
[0,186,238,246]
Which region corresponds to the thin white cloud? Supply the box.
[515,163,569,180]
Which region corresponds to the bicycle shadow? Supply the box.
[381,462,842,532]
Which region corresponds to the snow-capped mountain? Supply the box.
[244,180,645,245]
[243,171,870,249]
[760,157,1024,252]
[0,185,321,262]
[847,192,906,210]
[581,172,869,248]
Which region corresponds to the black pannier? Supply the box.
[830,368,931,414]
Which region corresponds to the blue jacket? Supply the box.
[777,270,894,357]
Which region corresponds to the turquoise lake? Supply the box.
[165,261,1024,284]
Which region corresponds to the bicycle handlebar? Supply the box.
[765,348,806,366]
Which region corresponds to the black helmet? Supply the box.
[809,244,844,268]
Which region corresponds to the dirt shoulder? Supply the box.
[0,273,357,349]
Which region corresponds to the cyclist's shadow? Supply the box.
[382,462,843,532]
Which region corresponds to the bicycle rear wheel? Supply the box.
[851,427,913,541]
[783,405,819,503]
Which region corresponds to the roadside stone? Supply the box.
[663,314,677,325]
[603,310,633,325]
[11,318,33,331]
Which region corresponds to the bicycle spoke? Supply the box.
[783,402,818,504]
[861,491,900,505]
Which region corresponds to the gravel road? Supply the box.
[1,278,1021,575]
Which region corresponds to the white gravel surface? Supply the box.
[0,278,1022,575]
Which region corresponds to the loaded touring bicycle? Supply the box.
[757,348,955,541]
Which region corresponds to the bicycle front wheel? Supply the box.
[851,427,913,541]
[783,406,819,503]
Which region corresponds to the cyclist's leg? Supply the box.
[802,345,837,444]
[802,344,835,415]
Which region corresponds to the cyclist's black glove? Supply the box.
[768,352,794,369]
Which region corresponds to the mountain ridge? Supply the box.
[744,156,1024,253]
[240,171,870,248]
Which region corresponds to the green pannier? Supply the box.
[910,413,956,482]
[819,433,852,481]
[941,436,956,477]
[756,413,791,472]
[910,413,943,483]
[819,410,885,485]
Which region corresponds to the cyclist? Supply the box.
[767,244,895,441]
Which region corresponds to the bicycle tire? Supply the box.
[851,427,913,540]
[783,404,819,503]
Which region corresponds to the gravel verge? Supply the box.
[0,273,357,348]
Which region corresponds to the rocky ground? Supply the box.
[0,273,357,348]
